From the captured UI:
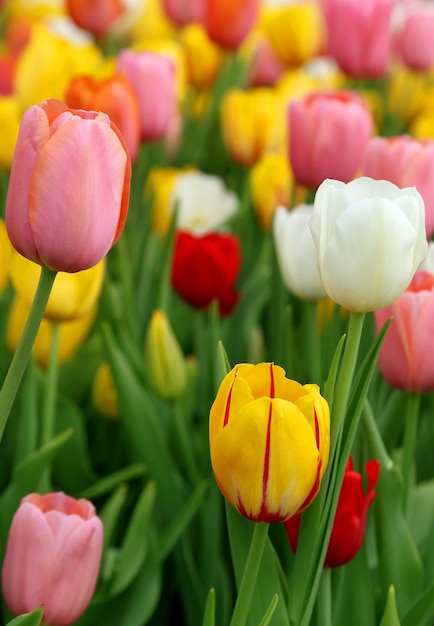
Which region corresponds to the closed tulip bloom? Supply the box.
[321,0,395,79]
[203,0,261,49]
[66,0,126,37]
[273,205,327,300]
[180,23,223,88]
[162,0,206,26]
[144,309,187,399]
[2,492,103,625]
[288,90,373,190]
[116,49,176,142]
[5,98,131,273]
[375,271,434,392]
[285,458,380,567]
[210,363,330,522]
[250,152,293,230]
[310,177,428,312]
[362,135,434,239]
[394,1,434,71]
[92,362,120,419]
[65,74,141,162]
[221,87,284,167]
[171,230,241,316]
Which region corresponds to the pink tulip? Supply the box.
[2,492,103,625]
[375,271,434,392]
[320,0,396,78]
[162,0,206,26]
[362,135,434,238]
[288,90,373,190]
[5,98,131,273]
[116,50,176,142]
[394,1,434,71]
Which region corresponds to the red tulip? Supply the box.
[65,74,141,161]
[66,0,125,37]
[285,458,380,567]
[5,98,131,273]
[171,230,241,315]
[202,0,261,49]
[2,492,103,625]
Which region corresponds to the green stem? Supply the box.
[401,392,421,511]
[317,568,332,626]
[0,265,57,444]
[40,322,60,448]
[229,522,270,626]
[302,299,322,385]
[362,398,393,468]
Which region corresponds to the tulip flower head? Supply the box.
[310,177,428,312]
[2,492,103,625]
[202,0,261,49]
[209,363,330,522]
[5,98,131,273]
[171,230,241,316]
[66,0,126,37]
[375,270,434,392]
[285,458,380,567]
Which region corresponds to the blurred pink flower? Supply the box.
[161,0,206,26]
[394,0,434,71]
[2,492,103,625]
[288,90,373,190]
[362,134,434,238]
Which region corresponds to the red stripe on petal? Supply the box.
[223,368,238,427]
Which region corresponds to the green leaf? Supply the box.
[98,484,129,550]
[5,608,44,626]
[226,503,290,626]
[258,594,279,626]
[79,463,146,501]
[379,586,401,626]
[109,481,156,596]
[401,581,434,626]
[202,588,216,626]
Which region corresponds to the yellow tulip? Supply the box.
[0,219,13,294]
[9,252,106,322]
[92,362,120,420]
[221,87,284,167]
[0,96,21,170]
[7,296,97,368]
[179,23,223,89]
[249,151,293,230]
[261,1,326,68]
[145,166,195,237]
[209,363,330,522]
[144,309,187,400]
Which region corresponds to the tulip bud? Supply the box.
[5,98,131,273]
[144,309,187,399]
[209,363,330,522]
[2,492,103,625]
[285,458,380,567]
[92,362,120,419]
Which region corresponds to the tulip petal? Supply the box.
[28,117,128,271]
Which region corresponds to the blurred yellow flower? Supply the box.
[121,0,175,43]
[145,166,195,237]
[9,252,106,322]
[13,21,102,112]
[179,23,223,89]
[250,151,293,230]
[0,96,20,169]
[0,219,13,294]
[7,296,97,368]
[260,1,326,67]
[92,362,120,419]
[221,87,285,167]
[386,65,434,127]
[4,0,65,20]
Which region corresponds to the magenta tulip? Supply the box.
[362,134,434,238]
[375,270,434,392]
[5,98,131,273]
[116,50,176,142]
[2,492,103,625]
[288,90,373,190]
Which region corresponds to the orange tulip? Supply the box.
[203,0,261,49]
[66,0,126,37]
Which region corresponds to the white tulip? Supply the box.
[310,177,428,312]
[171,171,239,235]
[273,205,327,300]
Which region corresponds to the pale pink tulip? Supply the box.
[116,50,176,142]
[2,492,103,625]
[375,271,434,392]
[6,98,131,273]
[288,90,373,190]
[394,1,434,70]
[362,135,434,238]
[162,0,206,26]
[320,0,396,78]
